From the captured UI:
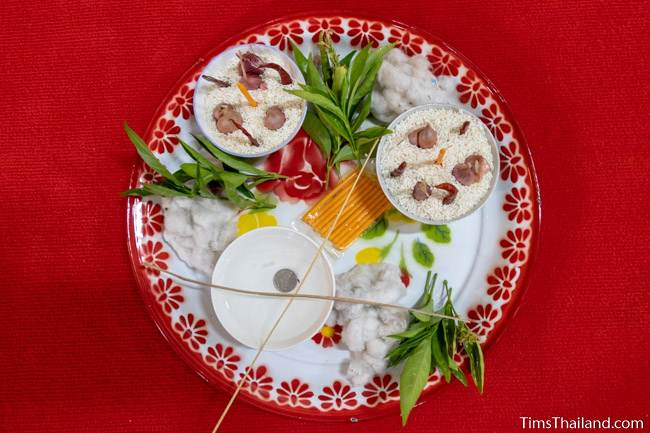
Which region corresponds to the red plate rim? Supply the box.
[126,12,541,422]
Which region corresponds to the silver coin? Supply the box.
[273,268,299,293]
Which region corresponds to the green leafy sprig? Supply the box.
[122,123,282,210]
[287,33,394,174]
[387,272,485,425]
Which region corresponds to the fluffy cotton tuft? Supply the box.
[161,197,238,277]
[371,48,457,123]
[334,263,409,386]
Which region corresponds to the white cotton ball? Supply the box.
[377,61,397,87]
[361,312,380,341]
[378,310,409,337]
[409,55,432,77]
[366,338,393,359]
[372,89,388,114]
[385,47,408,65]
[436,75,457,92]
[362,353,388,373]
[347,355,374,387]
[342,317,367,352]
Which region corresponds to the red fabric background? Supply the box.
[1,1,649,432]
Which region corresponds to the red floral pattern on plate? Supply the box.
[347,20,384,48]
[500,228,531,263]
[166,84,194,120]
[141,201,164,236]
[257,131,337,202]
[277,378,314,408]
[148,118,180,154]
[503,187,532,222]
[140,240,169,276]
[174,314,208,351]
[427,45,461,76]
[467,304,499,337]
[318,380,357,410]
[387,27,424,56]
[456,69,491,108]
[267,22,303,51]
[500,140,527,182]
[486,266,518,301]
[151,278,183,314]
[307,17,344,43]
[240,365,274,400]
[362,375,399,406]
[139,165,163,184]
[205,343,241,380]
[311,324,342,348]
[480,103,512,141]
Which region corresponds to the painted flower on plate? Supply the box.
[318,380,357,410]
[307,17,344,43]
[456,69,491,108]
[141,201,164,236]
[503,187,532,223]
[387,27,424,56]
[148,118,180,154]
[427,45,461,76]
[311,324,342,348]
[499,140,527,182]
[500,228,531,263]
[205,343,241,380]
[257,131,337,202]
[480,103,512,141]
[362,374,399,406]
[139,164,163,184]
[486,266,518,302]
[276,378,314,408]
[467,304,499,337]
[347,19,384,48]
[267,22,303,51]
[239,365,274,400]
[151,278,183,314]
[166,84,194,120]
[174,314,208,351]
[140,240,170,276]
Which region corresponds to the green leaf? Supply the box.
[387,321,430,339]
[290,41,309,76]
[339,50,356,67]
[180,139,218,171]
[354,126,391,140]
[412,239,434,268]
[124,123,178,184]
[141,183,191,197]
[449,359,468,386]
[193,135,275,177]
[286,87,346,121]
[466,341,485,393]
[432,327,451,382]
[315,106,353,143]
[351,94,372,131]
[347,45,370,90]
[318,32,332,84]
[331,144,355,165]
[361,214,387,239]
[399,338,431,425]
[422,224,452,243]
[121,188,151,197]
[218,171,248,188]
[380,231,399,259]
[302,108,332,158]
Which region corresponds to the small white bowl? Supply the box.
[193,44,307,159]
[376,103,500,225]
[211,227,335,351]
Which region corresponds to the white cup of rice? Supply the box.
[376,103,500,224]
[193,44,307,158]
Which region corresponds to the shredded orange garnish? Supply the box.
[303,170,391,250]
[236,82,258,107]
[433,148,447,166]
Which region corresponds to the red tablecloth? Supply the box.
[2,1,648,432]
